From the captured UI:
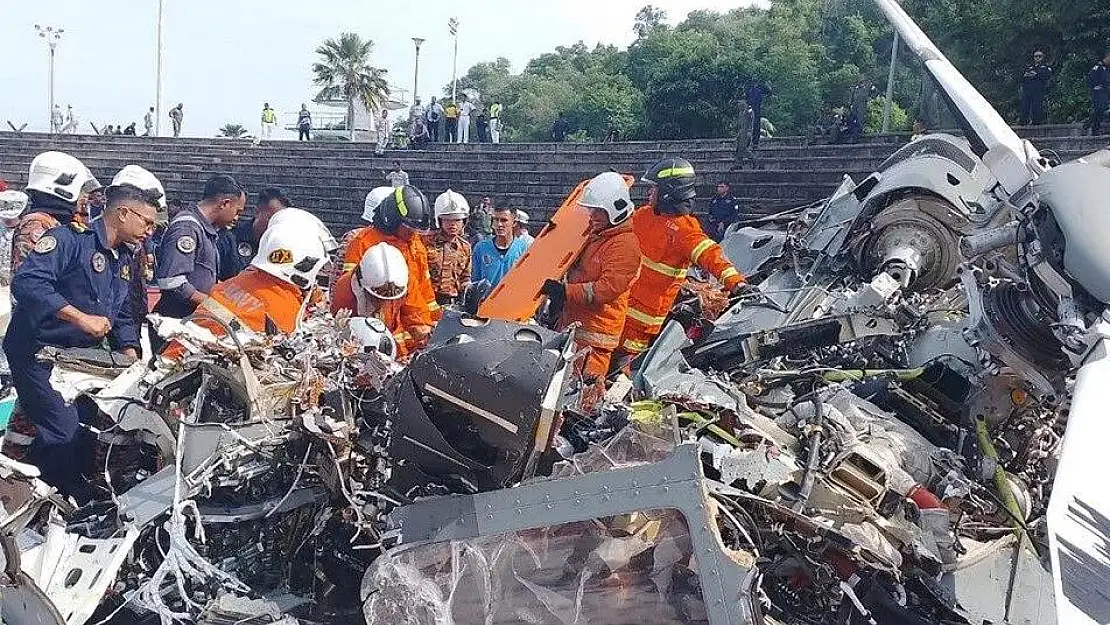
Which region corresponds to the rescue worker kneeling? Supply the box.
[341,185,439,346]
[541,172,640,380]
[331,242,412,359]
[4,164,164,501]
[189,216,330,337]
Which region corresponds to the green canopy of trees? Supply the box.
[445,0,1109,141]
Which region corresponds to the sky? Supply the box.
[0,0,755,139]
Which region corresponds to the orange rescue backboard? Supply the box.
[478,174,635,322]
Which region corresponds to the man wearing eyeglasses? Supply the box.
[154,174,246,319]
[4,164,164,502]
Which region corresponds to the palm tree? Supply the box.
[312,32,390,139]
[218,123,249,138]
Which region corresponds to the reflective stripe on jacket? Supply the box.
[626,205,743,331]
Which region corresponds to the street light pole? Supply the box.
[882,31,899,133]
[412,37,425,105]
[449,18,459,102]
[155,0,164,136]
[34,24,64,133]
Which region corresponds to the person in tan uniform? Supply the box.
[424,189,472,306]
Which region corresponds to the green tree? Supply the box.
[634,5,668,39]
[312,33,390,138]
[218,123,248,138]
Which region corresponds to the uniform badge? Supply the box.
[120,264,131,281]
[237,242,254,258]
[33,235,57,254]
[268,248,294,264]
[176,235,197,254]
[92,252,107,273]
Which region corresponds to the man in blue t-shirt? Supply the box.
[472,205,528,289]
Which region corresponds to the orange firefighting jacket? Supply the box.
[330,270,410,358]
[341,227,440,332]
[197,267,305,334]
[422,231,472,299]
[626,205,743,334]
[557,219,640,374]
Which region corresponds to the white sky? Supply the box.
[0,0,755,138]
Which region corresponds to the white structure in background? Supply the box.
[289,85,407,142]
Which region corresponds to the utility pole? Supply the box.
[155,0,164,136]
[449,18,459,102]
[412,37,425,105]
[882,31,899,133]
[34,24,64,133]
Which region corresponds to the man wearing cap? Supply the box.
[4,164,163,501]
[514,210,535,248]
[154,174,246,318]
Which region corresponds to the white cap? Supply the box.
[434,189,470,226]
[268,206,338,253]
[110,165,167,208]
[251,219,329,289]
[579,172,632,225]
[362,186,395,223]
[358,242,409,300]
[26,151,93,204]
[515,209,529,225]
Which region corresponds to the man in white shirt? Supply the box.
[458,96,475,143]
[385,161,410,187]
[410,98,425,126]
[425,97,443,142]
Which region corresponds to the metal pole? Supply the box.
[450,18,459,102]
[48,47,56,133]
[412,38,425,104]
[882,31,899,133]
[155,0,164,136]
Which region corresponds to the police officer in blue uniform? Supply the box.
[4,165,164,501]
[154,174,245,318]
[216,187,292,280]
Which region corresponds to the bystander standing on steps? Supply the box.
[1018,50,1053,126]
[297,104,312,141]
[708,182,740,242]
[468,196,494,244]
[169,102,184,137]
[261,102,277,140]
[1089,51,1110,136]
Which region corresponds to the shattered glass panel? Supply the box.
[363,508,706,625]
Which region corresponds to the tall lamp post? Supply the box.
[155,0,164,136]
[34,24,64,133]
[448,18,459,102]
[412,37,425,105]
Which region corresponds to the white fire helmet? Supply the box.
[434,189,470,227]
[361,186,395,223]
[579,171,632,225]
[110,165,167,208]
[358,242,409,300]
[347,316,397,359]
[251,219,329,289]
[268,206,338,253]
[26,151,94,204]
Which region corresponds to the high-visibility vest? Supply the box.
[490,103,502,119]
[262,108,276,123]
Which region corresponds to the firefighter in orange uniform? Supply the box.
[190,215,330,336]
[340,186,439,346]
[616,157,748,362]
[541,172,640,379]
[331,242,413,359]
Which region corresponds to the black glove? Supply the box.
[541,279,566,306]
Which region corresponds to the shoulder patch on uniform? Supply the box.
[120,264,131,281]
[91,252,107,273]
[268,248,293,264]
[176,235,197,253]
[237,242,254,257]
[33,235,57,254]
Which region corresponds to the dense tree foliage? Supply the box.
[445,0,1110,141]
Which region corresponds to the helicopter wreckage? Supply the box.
[4,1,1110,623]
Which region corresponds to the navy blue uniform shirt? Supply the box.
[154,206,220,317]
[5,219,138,357]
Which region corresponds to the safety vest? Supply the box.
[490,103,502,119]
[262,108,276,123]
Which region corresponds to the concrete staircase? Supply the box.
[0,126,1106,235]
